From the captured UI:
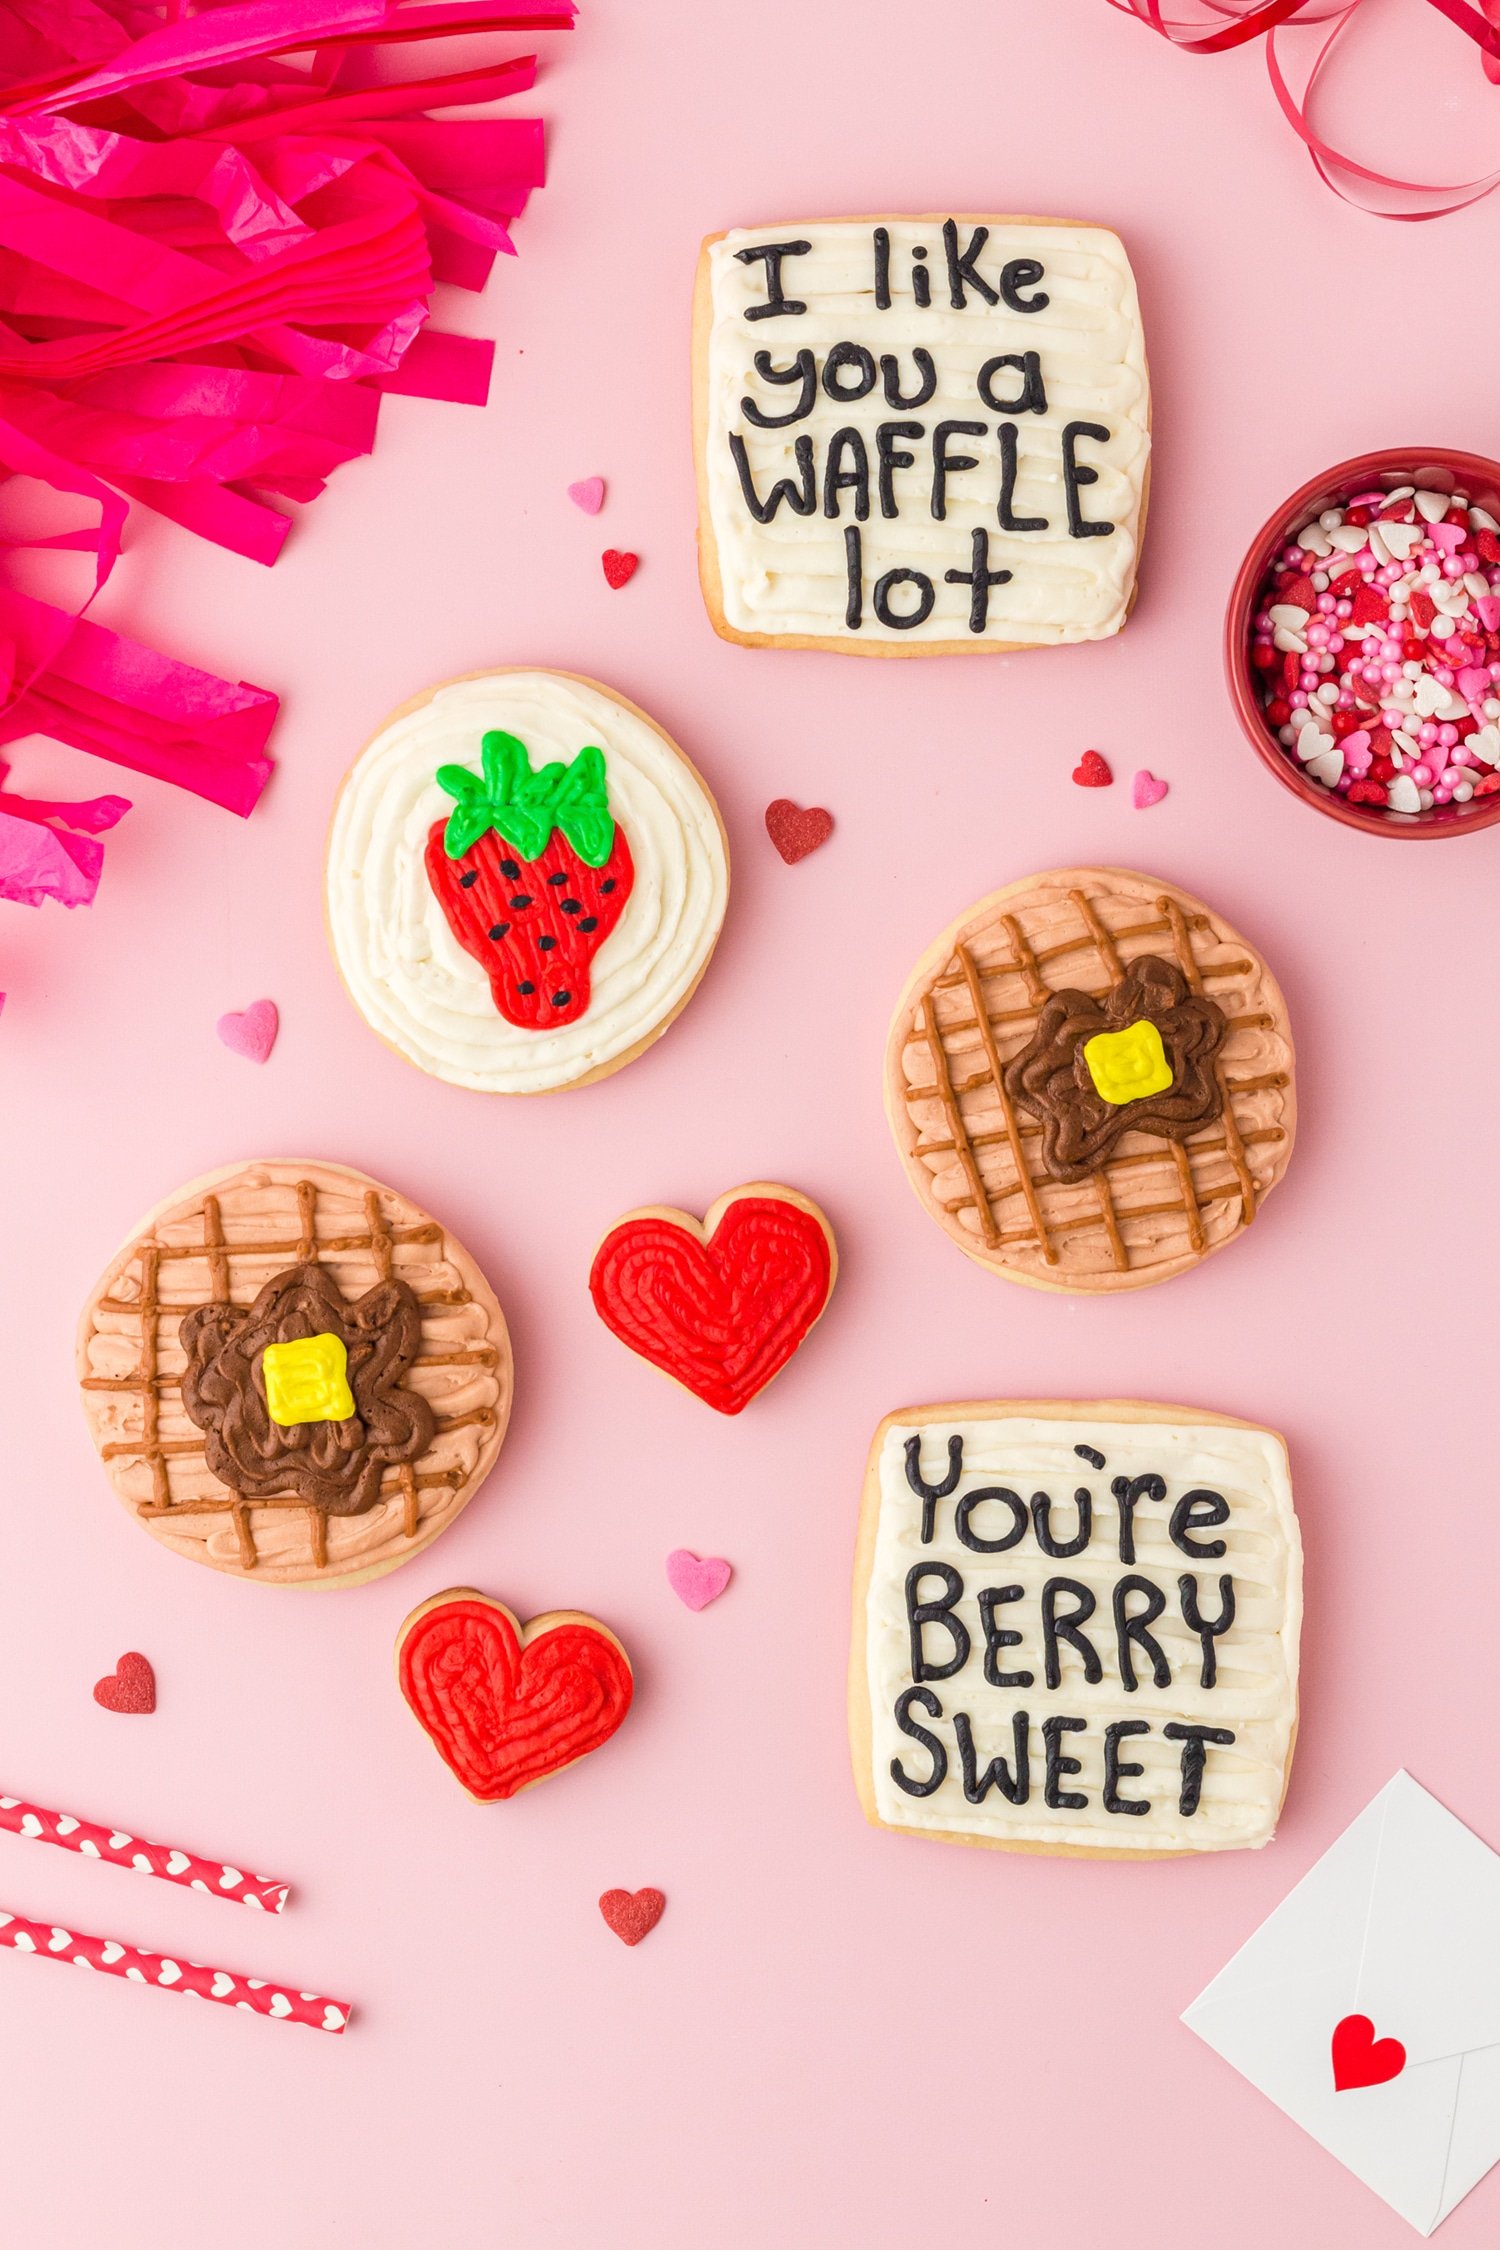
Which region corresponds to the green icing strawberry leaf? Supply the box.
[436,731,617,867]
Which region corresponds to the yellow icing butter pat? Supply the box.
[1083,1019,1174,1107]
[261,1333,355,1426]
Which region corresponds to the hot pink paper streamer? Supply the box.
[0,0,569,873]
[1110,0,1500,214]
[0,806,103,906]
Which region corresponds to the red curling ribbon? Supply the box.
[1109,0,1500,214]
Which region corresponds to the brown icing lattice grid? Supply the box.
[902,886,1289,1277]
[81,1177,500,1571]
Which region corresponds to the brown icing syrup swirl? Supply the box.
[179,1263,433,1516]
[1002,955,1228,1185]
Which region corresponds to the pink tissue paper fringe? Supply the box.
[0,0,571,940]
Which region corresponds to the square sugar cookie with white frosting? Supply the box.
[850,1401,1301,1858]
[694,216,1150,654]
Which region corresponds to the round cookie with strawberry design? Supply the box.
[326,671,730,1094]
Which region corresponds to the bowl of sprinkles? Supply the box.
[1227,449,1500,837]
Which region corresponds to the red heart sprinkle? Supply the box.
[599,1888,666,1946]
[764,798,833,861]
[1332,2013,1407,2092]
[601,549,638,589]
[1348,584,1389,626]
[93,1652,156,1715]
[1277,574,1317,615]
[1071,750,1113,788]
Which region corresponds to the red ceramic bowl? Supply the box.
[1226,447,1500,839]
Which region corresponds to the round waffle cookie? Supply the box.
[77,1160,513,1587]
[885,869,1295,1293]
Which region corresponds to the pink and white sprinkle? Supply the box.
[1250,486,1500,818]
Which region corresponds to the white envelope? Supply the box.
[1184,1772,1500,2236]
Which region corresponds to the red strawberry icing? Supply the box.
[424,731,635,1029]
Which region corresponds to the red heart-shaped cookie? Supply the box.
[765,799,833,863]
[590,1185,836,1416]
[1331,2013,1407,2092]
[93,1652,156,1714]
[599,1888,666,1946]
[397,1592,633,1802]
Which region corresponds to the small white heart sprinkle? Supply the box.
[1388,773,1423,813]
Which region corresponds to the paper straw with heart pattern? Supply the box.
[0,1793,289,1912]
[0,1906,350,2032]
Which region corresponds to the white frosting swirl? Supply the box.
[326,672,729,1094]
[861,1410,1301,1854]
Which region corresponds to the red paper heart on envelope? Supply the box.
[1332,2013,1407,2092]
[589,1186,836,1415]
[397,1592,633,1802]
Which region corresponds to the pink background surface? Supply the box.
[4,2,1500,2242]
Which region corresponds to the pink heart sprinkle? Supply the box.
[216,999,278,1064]
[1430,522,1466,554]
[1458,666,1492,703]
[664,1549,732,1611]
[567,477,605,516]
[1132,769,1168,810]
[1476,596,1500,632]
[1341,728,1373,776]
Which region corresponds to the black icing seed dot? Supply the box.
[517,980,535,997]
[547,871,568,886]
[578,915,598,934]
[600,878,616,894]
[488,923,509,942]
[551,991,572,1008]
[509,894,533,911]
[538,934,557,952]
[459,869,479,888]
[499,859,520,880]
[560,898,580,915]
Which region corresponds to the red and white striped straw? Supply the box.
[0,1906,350,2033]
[0,1793,289,1912]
